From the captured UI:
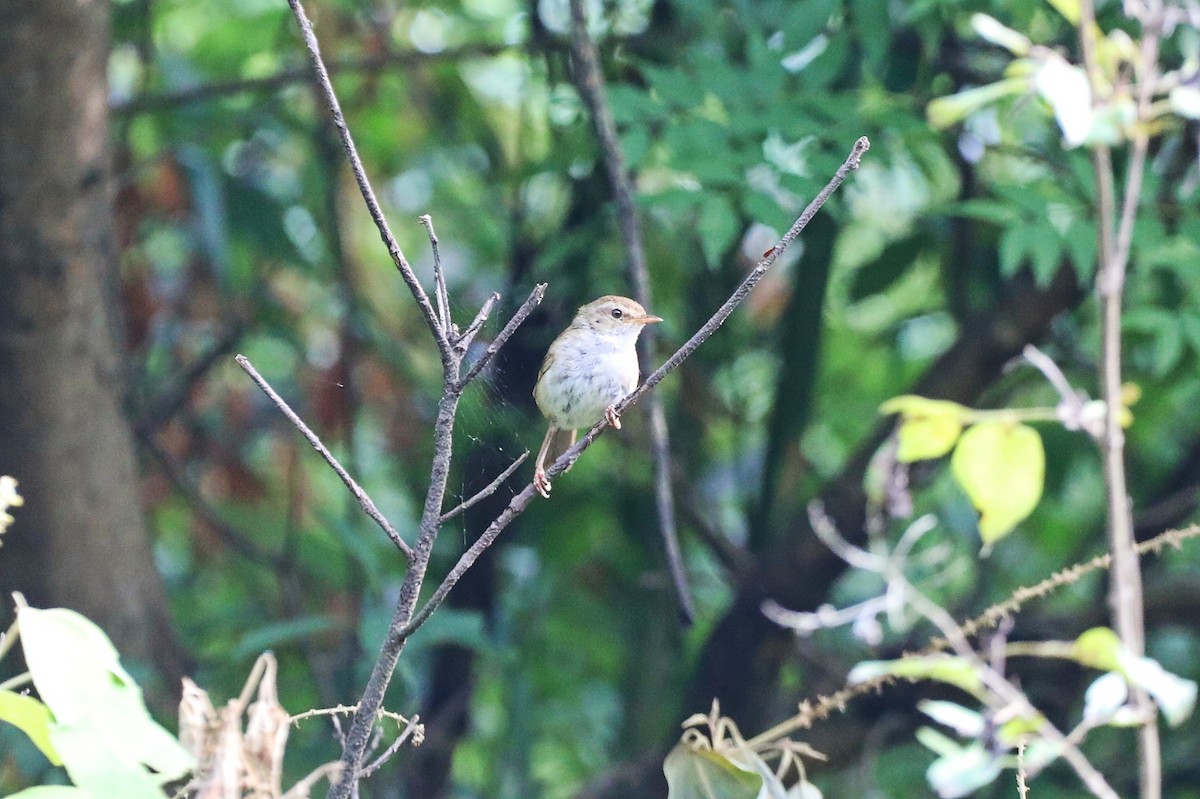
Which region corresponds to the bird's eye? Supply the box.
[611,308,623,319]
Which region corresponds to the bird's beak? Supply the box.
[637,314,663,324]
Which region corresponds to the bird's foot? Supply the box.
[605,405,622,430]
[534,467,552,499]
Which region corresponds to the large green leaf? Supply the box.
[950,420,1044,546]
[0,690,61,765]
[664,744,762,799]
[18,606,194,796]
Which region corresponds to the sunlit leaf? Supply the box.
[1072,627,1123,672]
[970,14,1031,55]
[926,742,1004,799]
[1122,655,1198,727]
[918,700,985,737]
[879,396,969,462]
[17,606,194,794]
[0,690,61,765]
[950,420,1044,545]
[1033,55,1092,147]
[849,655,982,696]
[927,78,1028,129]
[1044,0,1081,24]
[664,743,762,799]
[1169,86,1200,119]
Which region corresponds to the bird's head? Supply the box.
[571,295,662,342]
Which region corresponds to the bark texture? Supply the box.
[0,0,182,682]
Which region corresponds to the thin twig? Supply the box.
[235,354,414,562]
[285,0,452,366]
[457,284,547,388]
[440,451,529,523]
[457,292,501,354]
[419,215,453,342]
[762,525,1200,739]
[398,137,870,641]
[1078,1,1162,795]
[359,714,423,779]
[568,0,694,624]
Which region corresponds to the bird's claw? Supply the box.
[534,467,552,499]
[605,405,622,430]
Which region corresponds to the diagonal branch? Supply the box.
[285,0,453,368]
[397,137,870,641]
[235,354,414,562]
[457,292,501,354]
[440,451,529,523]
[568,0,694,625]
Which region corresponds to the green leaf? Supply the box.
[1124,656,1198,727]
[17,606,195,793]
[879,396,969,462]
[927,78,1028,129]
[926,742,1004,799]
[0,690,62,765]
[970,14,1031,55]
[664,743,763,799]
[848,655,983,696]
[950,421,1045,545]
[1072,627,1123,671]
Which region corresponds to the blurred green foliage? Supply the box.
[6,0,1200,796]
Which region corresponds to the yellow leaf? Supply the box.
[950,421,1044,545]
[880,395,969,462]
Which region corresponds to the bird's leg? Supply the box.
[604,405,622,430]
[562,429,579,474]
[534,425,558,499]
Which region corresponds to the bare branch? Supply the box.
[457,292,501,354]
[359,714,423,779]
[544,137,871,486]
[1078,0,1162,793]
[568,0,693,624]
[440,451,529,523]
[399,137,870,642]
[419,214,453,342]
[234,354,414,562]
[457,283,547,389]
[284,0,453,367]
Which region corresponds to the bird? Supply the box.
[532,295,662,498]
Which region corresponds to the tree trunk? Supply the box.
[0,0,184,684]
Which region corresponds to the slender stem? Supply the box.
[419,214,453,341]
[235,355,414,562]
[457,292,501,353]
[440,451,529,523]
[285,0,453,367]
[568,0,694,623]
[458,284,547,388]
[1078,1,1161,795]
